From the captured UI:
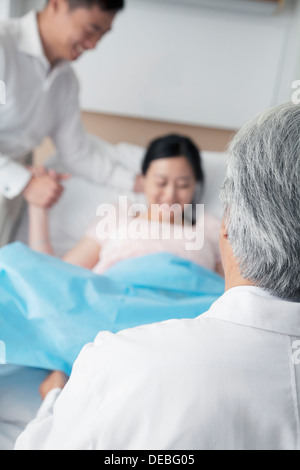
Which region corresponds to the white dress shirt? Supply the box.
[15,286,300,450]
[0,11,135,199]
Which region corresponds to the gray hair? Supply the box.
[220,102,300,302]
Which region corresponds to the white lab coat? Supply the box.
[15,286,300,450]
[0,11,135,199]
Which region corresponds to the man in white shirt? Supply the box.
[15,102,300,450]
[0,0,140,247]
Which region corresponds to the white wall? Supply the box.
[72,0,300,130]
[3,0,300,130]
[0,0,10,19]
[9,0,45,16]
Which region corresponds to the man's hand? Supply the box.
[39,370,69,401]
[23,167,70,209]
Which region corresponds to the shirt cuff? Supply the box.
[0,160,31,199]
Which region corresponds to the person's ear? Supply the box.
[220,217,228,241]
[47,0,66,13]
[133,174,145,193]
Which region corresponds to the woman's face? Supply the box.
[142,156,197,222]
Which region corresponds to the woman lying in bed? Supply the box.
[29,134,224,277]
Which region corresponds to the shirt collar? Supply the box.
[17,11,47,61]
[206,286,300,336]
[17,10,71,78]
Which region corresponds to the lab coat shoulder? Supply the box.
[45,315,238,449]
[84,314,216,371]
[60,310,297,450]
[15,290,300,450]
[15,302,300,450]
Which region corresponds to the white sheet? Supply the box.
[1,136,227,450]
[0,365,49,450]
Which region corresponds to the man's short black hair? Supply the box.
[64,0,124,11]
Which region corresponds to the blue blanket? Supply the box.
[0,243,224,375]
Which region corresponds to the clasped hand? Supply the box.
[23,166,71,209]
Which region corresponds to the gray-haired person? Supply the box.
[15,102,300,450]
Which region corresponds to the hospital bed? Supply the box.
[0,135,228,450]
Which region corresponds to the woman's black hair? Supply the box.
[142,134,204,186]
[142,134,205,224]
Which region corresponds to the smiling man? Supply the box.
[39,0,116,63]
[0,0,140,247]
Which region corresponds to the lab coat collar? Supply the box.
[207,286,300,337]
